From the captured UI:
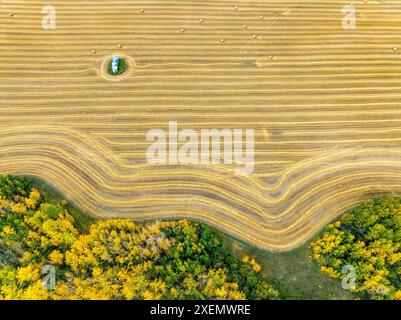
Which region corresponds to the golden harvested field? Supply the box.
[2,0,401,251]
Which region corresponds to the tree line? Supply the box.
[0,175,277,300]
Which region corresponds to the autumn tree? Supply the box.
[0,175,277,300]
[311,196,401,300]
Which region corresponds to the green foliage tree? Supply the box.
[311,196,401,300]
[0,175,277,300]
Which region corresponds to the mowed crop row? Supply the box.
[1,0,401,250]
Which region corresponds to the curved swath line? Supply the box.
[0,126,274,218]
[2,126,401,250]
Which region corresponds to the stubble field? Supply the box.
[2,0,401,250]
